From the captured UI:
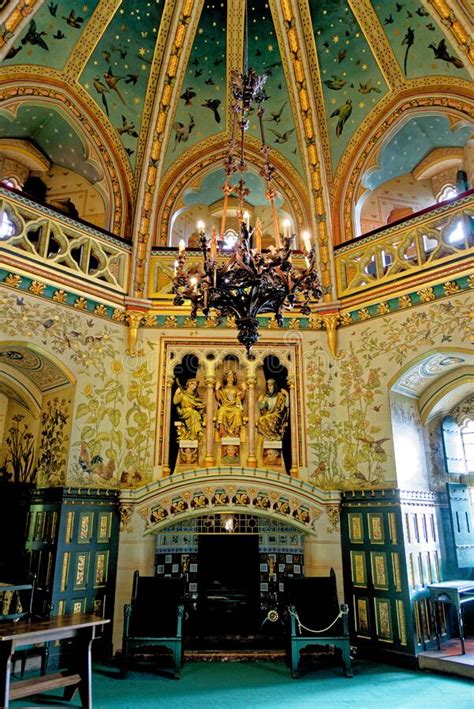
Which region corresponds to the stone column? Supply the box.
[161,375,174,476]
[246,359,257,468]
[288,376,298,476]
[204,359,216,467]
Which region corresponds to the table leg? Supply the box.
[0,640,14,708]
[77,629,94,708]
[456,605,466,655]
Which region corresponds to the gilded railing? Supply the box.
[335,191,474,300]
[0,188,131,295]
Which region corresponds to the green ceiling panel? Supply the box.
[80,0,166,168]
[3,0,100,70]
[162,1,227,175]
[246,3,305,180]
[309,0,388,171]
[372,0,470,80]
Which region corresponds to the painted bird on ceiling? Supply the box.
[53,31,66,40]
[202,99,221,123]
[21,20,49,51]
[173,114,195,150]
[63,10,84,28]
[93,77,110,116]
[118,115,138,138]
[322,75,347,90]
[428,39,464,68]
[103,68,125,104]
[358,80,381,94]
[401,27,415,75]
[330,99,352,137]
[180,87,196,105]
[48,2,57,16]
[266,101,287,123]
[267,128,295,144]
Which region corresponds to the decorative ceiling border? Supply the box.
[0,74,132,233]
[335,90,474,243]
[63,0,121,79]
[0,0,42,57]
[425,0,474,65]
[156,134,310,246]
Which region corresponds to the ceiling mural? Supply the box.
[309,0,388,171]
[245,2,304,179]
[80,0,166,168]
[161,1,227,175]
[3,0,100,69]
[364,115,474,191]
[182,168,282,209]
[372,0,470,80]
[0,104,103,183]
[0,345,71,392]
[392,351,473,398]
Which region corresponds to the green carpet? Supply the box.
[11,659,474,708]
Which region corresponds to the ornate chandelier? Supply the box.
[172,58,322,354]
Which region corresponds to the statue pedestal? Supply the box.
[220,437,241,466]
[176,439,199,468]
[262,440,284,470]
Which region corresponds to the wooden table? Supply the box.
[0,613,109,708]
[428,581,474,654]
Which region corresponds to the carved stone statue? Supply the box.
[173,379,205,440]
[215,371,246,437]
[257,378,289,440]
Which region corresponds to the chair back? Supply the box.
[286,569,343,636]
[0,581,34,623]
[129,573,185,637]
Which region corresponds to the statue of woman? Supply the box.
[173,379,205,440]
[257,378,289,440]
[215,371,246,437]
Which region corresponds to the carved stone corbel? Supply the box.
[124,298,152,356]
[321,311,341,359]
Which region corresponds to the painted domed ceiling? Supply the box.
[0,0,472,240]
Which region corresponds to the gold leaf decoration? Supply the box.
[94,304,108,317]
[53,289,67,303]
[418,287,436,303]
[377,302,390,315]
[289,318,301,329]
[398,295,412,309]
[358,308,370,320]
[164,316,178,328]
[267,317,280,329]
[143,313,157,327]
[29,280,46,295]
[226,315,236,329]
[74,297,88,310]
[5,274,21,288]
[112,309,125,322]
[183,316,196,328]
[339,312,352,326]
[468,274,474,289]
[309,314,324,329]
[444,281,460,296]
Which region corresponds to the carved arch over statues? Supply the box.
[119,469,341,539]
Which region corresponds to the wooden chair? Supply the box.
[0,579,48,678]
[121,572,185,679]
[286,570,353,678]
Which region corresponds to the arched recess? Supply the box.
[332,87,474,244]
[0,75,131,235]
[120,469,341,538]
[388,347,474,490]
[0,340,76,485]
[155,134,311,247]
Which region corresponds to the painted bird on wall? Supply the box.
[202,99,221,123]
[330,99,352,137]
[428,39,464,68]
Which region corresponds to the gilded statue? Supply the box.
[215,371,246,437]
[257,378,289,440]
[173,379,205,440]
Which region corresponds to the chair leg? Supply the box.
[291,643,300,679]
[342,643,353,678]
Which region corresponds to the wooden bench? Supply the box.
[122,572,185,679]
[286,570,353,678]
[0,613,108,708]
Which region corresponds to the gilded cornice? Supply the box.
[130,0,202,298]
[63,0,121,80]
[0,72,131,234]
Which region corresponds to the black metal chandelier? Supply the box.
[172,56,322,354]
